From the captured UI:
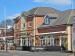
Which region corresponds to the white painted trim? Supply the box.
[8,36,14,37]
[39,31,66,35]
[0,36,14,38]
[0,37,6,38]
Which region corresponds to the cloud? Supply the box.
[7,13,21,20]
[7,25,12,29]
[33,0,72,5]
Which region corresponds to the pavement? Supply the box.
[0,50,74,56]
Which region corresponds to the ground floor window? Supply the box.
[54,35,60,46]
[50,36,54,46]
[16,34,68,48]
[20,37,32,46]
[14,39,20,46]
[40,35,55,46]
[40,36,45,46]
[40,34,67,47]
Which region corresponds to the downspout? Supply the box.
[66,1,73,52]
[33,8,39,47]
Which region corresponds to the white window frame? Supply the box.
[28,21,32,27]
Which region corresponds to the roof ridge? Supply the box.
[22,7,61,16]
[63,9,75,12]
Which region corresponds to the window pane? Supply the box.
[44,15,57,25]
[28,21,32,27]
[44,16,50,24]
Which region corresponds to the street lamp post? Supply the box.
[4,7,8,51]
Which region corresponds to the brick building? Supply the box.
[14,7,75,51]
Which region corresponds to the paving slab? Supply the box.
[0,50,74,56]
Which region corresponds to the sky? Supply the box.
[0,0,75,22]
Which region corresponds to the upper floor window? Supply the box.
[28,21,32,27]
[0,30,1,34]
[15,24,19,29]
[44,15,57,25]
[23,23,25,28]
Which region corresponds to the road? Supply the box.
[0,50,74,56]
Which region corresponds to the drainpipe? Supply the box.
[66,25,72,52]
[66,0,73,52]
[4,7,8,51]
[33,17,36,47]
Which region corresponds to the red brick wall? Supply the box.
[26,16,33,31]
[26,16,44,36]
[14,18,21,39]
[35,25,66,46]
[26,16,34,36]
[38,25,66,33]
[35,16,44,35]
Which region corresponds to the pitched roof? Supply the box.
[22,7,61,16]
[14,7,75,28]
[38,9,75,28]
[54,9,75,25]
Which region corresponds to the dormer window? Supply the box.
[44,15,57,25]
